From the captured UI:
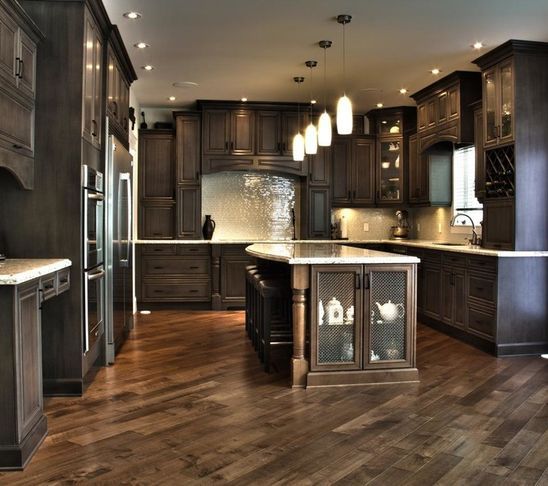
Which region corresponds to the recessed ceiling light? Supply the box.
[472,41,484,50]
[399,88,408,94]
[172,81,199,88]
[376,102,383,108]
[123,11,141,20]
[134,42,149,49]
[168,96,176,101]
[431,68,441,75]
[381,120,387,124]
[310,99,317,105]
[241,97,248,102]
[141,65,154,71]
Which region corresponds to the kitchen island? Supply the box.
[246,243,420,387]
[0,259,72,470]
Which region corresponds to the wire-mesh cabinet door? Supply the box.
[364,265,415,369]
[311,265,362,371]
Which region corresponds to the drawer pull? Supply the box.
[475,286,484,291]
[189,289,198,293]
[154,248,163,252]
[153,290,164,293]
[60,278,69,284]
[44,284,54,290]
[189,266,199,270]
[153,266,164,270]
[189,248,198,252]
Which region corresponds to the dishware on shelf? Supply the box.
[388,142,399,151]
[381,161,390,169]
[325,297,344,325]
[394,155,400,168]
[375,300,405,322]
[345,305,354,324]
[342,343,354,360]
[370,350,380,361]
[386,348,400,360]
[389,125,400,134]
[318,300,325,326]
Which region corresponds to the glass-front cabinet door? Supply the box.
[499,61,514,142]
[364,265,414,369]
[377,138,403,204]
[311,265,362,371]
[484,68,498,146]
[377,115,402,135]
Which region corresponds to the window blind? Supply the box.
[453,146,483,226]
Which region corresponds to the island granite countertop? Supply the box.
[245,243,420,265]
[0,259,72,285]
[134,239,548,258]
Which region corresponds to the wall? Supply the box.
[201,172,300,240]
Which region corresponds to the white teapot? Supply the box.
[325,297,344,325]
[375,300,405,322]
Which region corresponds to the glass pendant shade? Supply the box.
[336,94,353,134]
[293,132,305,161]
[305,122,318,154]
[318,110,332,146]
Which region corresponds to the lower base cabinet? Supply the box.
[308,264,417,386]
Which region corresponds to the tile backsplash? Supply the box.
[201,172,300,240]
[331,208,399,239]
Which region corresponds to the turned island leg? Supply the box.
[291,265,309,387]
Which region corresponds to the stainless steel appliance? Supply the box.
[82,165,105,354]
[391,210,410,239]
[105,133,134,364]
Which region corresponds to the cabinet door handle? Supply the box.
[230,141,234,151]
[377,190,380,200]
[225,141,229,151]
[195,171,200,181]
[15,57,21,77]
[347,190,351,200]
[355,273,361,289]
[353,190,356,199]
[364,273,370,289]
[277,142,282,153]
[19,59,23,79]
[91,119,97,137]
[12,144,23,149]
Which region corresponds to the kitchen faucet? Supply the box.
[450,213,480,246]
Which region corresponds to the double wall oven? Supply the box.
[82,165,105,354]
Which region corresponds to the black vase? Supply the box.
[202,215,216,240]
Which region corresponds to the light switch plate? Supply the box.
[363,222,369,232]
[438,223,442,234]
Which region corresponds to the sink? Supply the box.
[434,242,467,246]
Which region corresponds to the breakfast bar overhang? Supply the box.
[246,243,421,387]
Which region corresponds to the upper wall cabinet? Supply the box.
[106,26,137,148]
[82,7,103,150]
[198,101,308,176]
[410,71,481,152]
[0,0,42,190]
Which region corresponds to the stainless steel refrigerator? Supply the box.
[105,133,134,364]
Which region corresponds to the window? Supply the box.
[452,146,483,228]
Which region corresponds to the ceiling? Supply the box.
[103,0,548,111]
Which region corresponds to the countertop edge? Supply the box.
[133,239,548,258]
[0,259,72,286]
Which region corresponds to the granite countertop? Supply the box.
[0,259,72,285]
[134,239,548,258]
[246,243,420,265]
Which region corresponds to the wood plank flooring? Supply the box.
[1,310,547,485]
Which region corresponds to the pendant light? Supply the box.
[304,60,318,155]
[336,14,353,135]
[318,40,333,147]
[292,77,305,162]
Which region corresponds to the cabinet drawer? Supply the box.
[442,253,467,268]
[56,268,70,294]
[177,245,209,256]
[89,321,104,350]
[40,275,56,301]
[467,256,497,274]
[221,244,249,257]
[141,244,177,255]
[421,250,442,265]
[468,274,497,304]
[468,307,495,339]
[142,257,210,277]
[143,281,211,301]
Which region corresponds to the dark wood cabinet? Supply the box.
[82,7,103,150]
[174,112,201,239]
[256,110,281,155]
[281,111,307,156]
[331,136,375,207]
[302,145,331,239]
[216,245,255,309]
[202,108,254,155]
[106,27,136,146]
[138,245,211,303]
[0,0,42,190]
[408,133,427,204]
[422,261,442,320]
[441,265,466,329]
[140,204,175,239]
[308,145,330,186]
[309,264,417,380]
[139,130,175,201]
[483,198,514,250]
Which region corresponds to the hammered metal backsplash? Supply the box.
[201,172,300,240]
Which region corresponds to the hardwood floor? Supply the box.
[1,311,547,485]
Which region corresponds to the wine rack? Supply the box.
[485,145,515,198]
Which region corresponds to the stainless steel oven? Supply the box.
[83,265,105,354]
[82,165,104,270]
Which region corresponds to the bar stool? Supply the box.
[258,278,292,372]
[245,265,258,340]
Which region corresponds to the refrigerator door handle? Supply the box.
[120,172,131,267]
